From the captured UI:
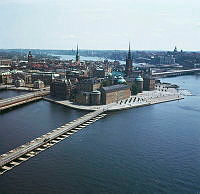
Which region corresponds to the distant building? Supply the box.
[0,59,12,66]
[151,55,175,65]
[32,72,59,86]
[101,84,131,104]
[0,71,12,84]
[28,51,33,66]
[12,71,32,84]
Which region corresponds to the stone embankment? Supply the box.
[44,88,184,112]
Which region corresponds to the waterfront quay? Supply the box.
[0,109,107,175]
[45,87,184,111]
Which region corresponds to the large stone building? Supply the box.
[50,79,74,100]
[32,72,59,86]
[143,78,155,91]
[101,84,131,104]
[76,90,101,105]
[76,78,101,92]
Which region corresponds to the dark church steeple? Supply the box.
[28,51,33,64]
[125,43,133,77]
[76,44,80,62]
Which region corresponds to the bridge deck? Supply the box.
[0,90,49,111]
[0,109,106,173]
[153,68,200,77]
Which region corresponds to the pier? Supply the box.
[0,109,107,175]
[0,90,49,111]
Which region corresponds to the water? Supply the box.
[0,90,29,99]
[52,54,125,64]
[0,75,200,193]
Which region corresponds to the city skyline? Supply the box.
[0,0,200,51]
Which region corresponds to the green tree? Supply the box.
[131,83,139,95]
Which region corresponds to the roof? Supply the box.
[102,84,130,93]
[135,75,144,82]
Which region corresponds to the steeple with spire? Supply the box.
[75,44,80,63]
[174,46,178,53]
[125,42,133,77]
[28,51,33,66]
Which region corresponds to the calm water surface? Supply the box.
[0,75,200,193]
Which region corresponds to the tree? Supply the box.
[131,83,139,95]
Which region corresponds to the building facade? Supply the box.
[50,79,73,100]
[101,84,131,104]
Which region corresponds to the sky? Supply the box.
[0,0,200,51]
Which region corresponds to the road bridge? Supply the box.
[0,90,49,111]
[0,109,107,175]
[152,68,200,78]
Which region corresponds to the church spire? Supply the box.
[76,44,80,62]
[127,42,131,60]
[125,42,133,77]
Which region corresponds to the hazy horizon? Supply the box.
[0,0,200,51]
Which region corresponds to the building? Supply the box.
[143,78,155,91]
[90,90,101,105]
[32,72,59,86]
[12,71,32,84]
[28,51,33,63]
[0,71,12,84]
[15,79,25,87]
[135,75,144,93]
[76,92,91,105]
[76,78,101,92]
[151,55,175,65]
[101,84,131,104]
[34,80,45,89]
[75,90,101,105]
[50,79,73,100]
[125,43,133,77]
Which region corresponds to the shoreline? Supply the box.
[43,94,184,112]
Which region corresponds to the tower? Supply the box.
[174,46,178,53]
[125,43,133,77]
[28,51,32,63]
[75,44,80,63]
[28,51,33,67]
